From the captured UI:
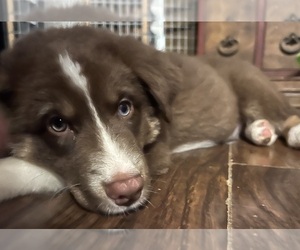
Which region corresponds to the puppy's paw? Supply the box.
[286,123,300,148]
[245,119,277,146]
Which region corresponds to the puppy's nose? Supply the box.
[104,174,144,206]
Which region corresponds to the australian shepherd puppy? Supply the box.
[0,26,299,214]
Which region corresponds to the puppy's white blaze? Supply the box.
[0,157,64,201]
[172,140,217,154]
[59,52,88,93]
[58,52,140,181]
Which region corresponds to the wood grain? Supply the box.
[231,164,300,229]
[231,140,300,169]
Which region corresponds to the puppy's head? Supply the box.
[0,26,180,214]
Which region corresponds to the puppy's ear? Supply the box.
[0,51,12,110]
[118,36,182,122]
[0,51,11,156]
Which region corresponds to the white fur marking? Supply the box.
[227,124,241,141]
[59,52,140,182]
[172,140,217,154]
[0,157,64,201]
[59,52,88,92]
[287,123,300,148]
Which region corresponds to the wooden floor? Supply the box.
[0,140,299,229]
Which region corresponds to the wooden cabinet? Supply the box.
[197,0,300,108]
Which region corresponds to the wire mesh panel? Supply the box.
[164,0,198,54]
[3,0,148,44]
[3,0,198,54]
[89,0,145,40]
[4,0,44,45]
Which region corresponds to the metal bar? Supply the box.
[141,0,148,43]
[6,0,15,47]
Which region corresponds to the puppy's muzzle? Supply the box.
[104,173,144,206]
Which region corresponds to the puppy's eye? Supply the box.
[47,116,69,133]
[118,99,133,118]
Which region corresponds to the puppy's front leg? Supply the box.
[0,157,64,202]
[145,141,172,176]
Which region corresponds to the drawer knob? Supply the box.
[279,33,300,55]
[217,36,239,57]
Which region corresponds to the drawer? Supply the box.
[263,22,300,69]
[203,22,256,62]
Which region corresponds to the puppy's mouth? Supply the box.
[69,177,151,215]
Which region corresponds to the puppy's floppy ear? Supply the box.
[0,50,12,109]
[0,51,11,156]
[118,36,182,122]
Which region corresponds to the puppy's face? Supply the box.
[0,27,180,214]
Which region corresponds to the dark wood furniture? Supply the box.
[197,0,300,108]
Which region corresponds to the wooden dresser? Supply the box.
[196,0,300,108]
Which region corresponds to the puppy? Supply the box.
[0,26,299,215]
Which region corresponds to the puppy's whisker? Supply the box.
[147,187,159,194]
[50,183,80,200]
[145,199,155,208]
[96,201,106,211]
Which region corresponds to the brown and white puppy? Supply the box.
[0,26,299,215]
[0,26,179,214]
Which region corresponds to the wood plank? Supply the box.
[231,140,300,169]
[231,164,300,228]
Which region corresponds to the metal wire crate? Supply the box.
[1,0,198,54]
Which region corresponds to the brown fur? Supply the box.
[168,53,300,147]
[0,26,299,213]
